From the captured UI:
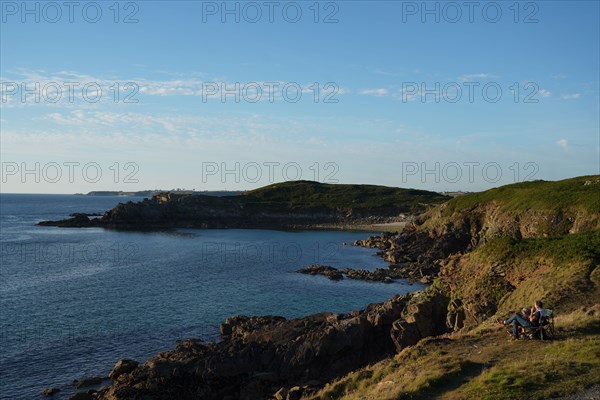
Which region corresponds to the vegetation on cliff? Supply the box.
[306,176,600,399]
[422,175,600,239]
[307,306,599,400]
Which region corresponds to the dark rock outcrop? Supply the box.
[42,387,60,396]
[352,227,468,283]
[38,213,99,228]
[73,376,103,389]
[390,290,450,350]
[38,193,398,230]
[97,292,450,400]
[108,359,139,380]
[297,265,397,284]
[342,268,394,283]
[296,265,344,281]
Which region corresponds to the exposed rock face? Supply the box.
[109,359,139,380]
[296,265,344,281]
[97,293,449,400]
[343,268,394,283]
[73,376,103,388]
[352,227,469,284]
[38,213,97,228]
[42,387,60,396]
[424,201,600,242]
[390,291,450,351]
[296,265,395,283]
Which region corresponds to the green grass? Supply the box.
[458,337,600,400]
[475,229,600,266]
[299,176,600,400]
[440,175,600,216]
[304,310,600,400]
[241,180,449,213]
[308,355,477,400]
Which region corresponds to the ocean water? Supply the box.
[0,194,422,400]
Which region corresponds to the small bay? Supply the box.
[0,194,422,400]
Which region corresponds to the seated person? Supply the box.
[503,307,532,339]
[502,300,548,339]
[529,300,548,326]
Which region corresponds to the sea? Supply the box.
[0,194,423,400]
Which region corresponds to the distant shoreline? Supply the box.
[75,190,244,197]
[314,221,408,232]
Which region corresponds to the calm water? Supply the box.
[0,194,422,400]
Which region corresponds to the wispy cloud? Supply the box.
[539,89,551,98]
[41,110,285,138]
[560,93,581,100]
[556,138,568,150]
[1,69,349,107]
[359,88,388,97]
[456,73,498,82]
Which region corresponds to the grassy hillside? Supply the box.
[242,180,449,212]
[303,176,600,400]
[440,175,600,216]
[422,175,600,238]
[305,231,600,399]
[305,307,599,400]
[444,230,600,325]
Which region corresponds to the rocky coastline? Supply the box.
[64,290,448,400]
[292,227,457,285]
[41,177,600,399]
[53,222,463,400]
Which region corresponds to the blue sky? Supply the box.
[1,0,599,193]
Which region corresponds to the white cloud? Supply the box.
[307,137,326,145]
[359,88,388,96]
[457,73,498,82]
[2,70,349,106]
[560,93,581,100]
[539,89,551,98]
[556,139,568,150]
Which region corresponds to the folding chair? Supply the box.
[522,309,555,340]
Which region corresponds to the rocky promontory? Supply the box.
[91,290,448,400]
[38,181,449,230]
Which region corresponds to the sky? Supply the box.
[1,0,599,193]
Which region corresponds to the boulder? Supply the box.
[287,386,303,400]
[73,376,102,388]
[274,387,287,400]
[109,359,139,380]
[390,291,449,352]
[296,265,343,281]
[42,387,60,396]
